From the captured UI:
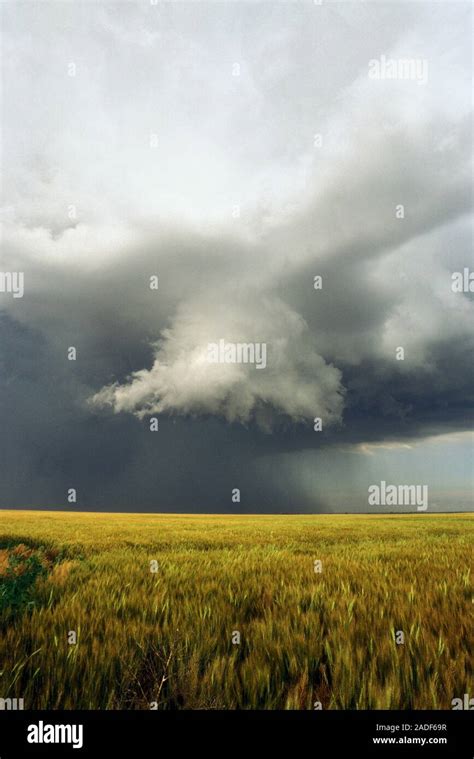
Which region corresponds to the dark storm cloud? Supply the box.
[0,1,472,510]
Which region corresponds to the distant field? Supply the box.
[0,511,472,710]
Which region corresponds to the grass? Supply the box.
[0,510,472,710]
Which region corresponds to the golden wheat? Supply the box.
[0,511,472,709]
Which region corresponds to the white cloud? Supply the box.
[91,297,345,430]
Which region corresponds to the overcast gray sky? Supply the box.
[0,0,472,512]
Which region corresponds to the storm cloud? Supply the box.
[0,1,472,511]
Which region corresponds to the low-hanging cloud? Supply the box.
[91,297,345,430]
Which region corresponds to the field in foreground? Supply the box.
[0,511,472,710]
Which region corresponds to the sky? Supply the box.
[0,0,472,513]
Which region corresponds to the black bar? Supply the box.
[0,710,472,757]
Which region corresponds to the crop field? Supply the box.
[0,511,472,710]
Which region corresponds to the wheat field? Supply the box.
[0,510,472,710]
